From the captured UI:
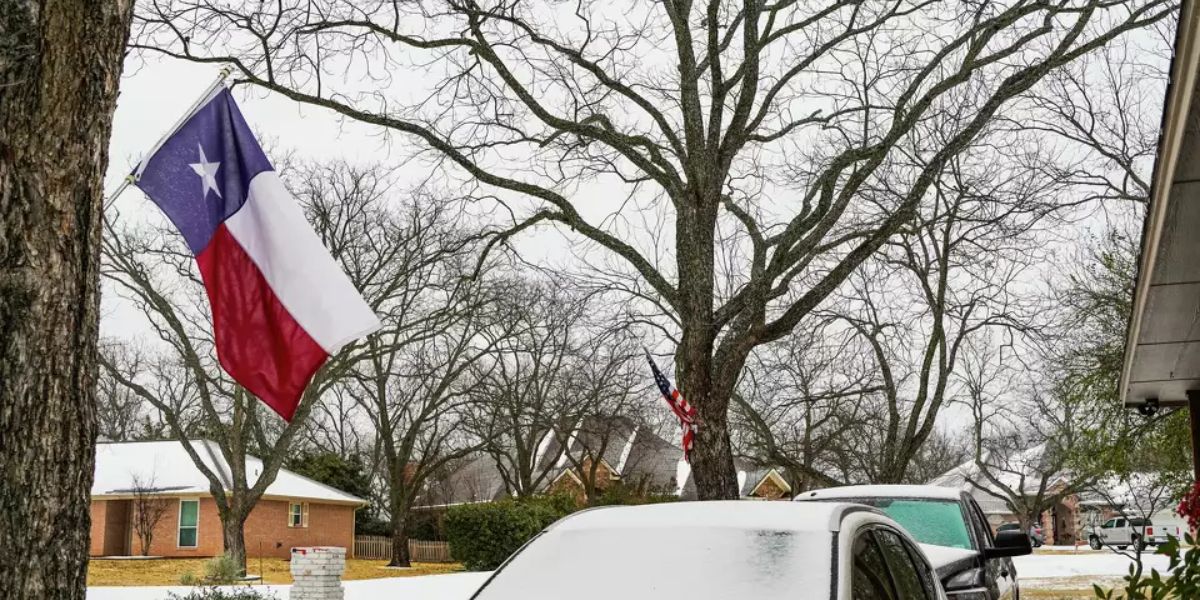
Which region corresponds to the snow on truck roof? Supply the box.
[92,440,365,506]
[795,484,964,502]
[551,500,878,533]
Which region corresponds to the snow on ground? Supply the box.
[86,572,491,600]
[1015,548,1172,579]
[87,548,1176,599]
[1016,547,1174,595]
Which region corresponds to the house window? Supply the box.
[288,502,309,528]
[178,499,199,547]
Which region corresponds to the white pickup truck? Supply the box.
[1087,517,1183,550]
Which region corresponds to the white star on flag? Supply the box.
[188,144,222,199]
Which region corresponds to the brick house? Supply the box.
[928,450,1185,545]
[89,441,365,559]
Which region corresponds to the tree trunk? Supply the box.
[675,198,739,500]
[221,515,248,575]
[686,380,739,499]
[0,1,130,599]
[388,508,411,568]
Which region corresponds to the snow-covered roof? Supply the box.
[795,484,964,502]
[92,441,365,506]
[929,445,1068,496]
[551,501,867,533]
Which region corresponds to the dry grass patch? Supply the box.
[87,557,462,586]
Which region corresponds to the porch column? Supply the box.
[1189,391,1200,483]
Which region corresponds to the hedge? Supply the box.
[445,496,575,571]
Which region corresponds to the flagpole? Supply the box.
[102,66,234,211]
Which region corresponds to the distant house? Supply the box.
[416,417,792,509]
[929,448,1185,545]
[928,450,1079,543]
[90,441,365,558]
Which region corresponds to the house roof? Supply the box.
[924,445,1069,515]
[415,417,792,506]
[92,440,365,506]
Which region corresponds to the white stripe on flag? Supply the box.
[224,171,382,353]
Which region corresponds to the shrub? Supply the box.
[406,510,444,541]
[179,571,199,586]
[592,482,679,507]
[168,587,277,600]
[445,497,574,571]
[203,553,241,584]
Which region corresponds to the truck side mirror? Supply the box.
[984,529,1033,559]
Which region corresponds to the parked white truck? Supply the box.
[1087,517,1183,550]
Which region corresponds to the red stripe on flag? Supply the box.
[196,225,328,421]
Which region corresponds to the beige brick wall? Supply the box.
[90,496,357,558]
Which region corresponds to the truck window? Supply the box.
[1116,519,1126,528]
[1102,519,1115,528]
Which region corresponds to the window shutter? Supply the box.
[302,503,310,528]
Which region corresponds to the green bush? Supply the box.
[592,482,680,507]
[179,571,199,586]
[202,553,241,584]
[445,496,575,571]
[168,587,277,600]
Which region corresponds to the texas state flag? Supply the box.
[133,87,381,421]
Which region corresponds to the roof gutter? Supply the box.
[1120,6,1200,407]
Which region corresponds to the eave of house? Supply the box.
[91,491,367,508]
[1121,5,1200,408]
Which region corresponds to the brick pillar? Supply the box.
[290,547,346,600]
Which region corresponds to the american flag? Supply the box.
[645,349,697,461]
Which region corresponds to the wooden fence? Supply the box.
[352,536,453,562]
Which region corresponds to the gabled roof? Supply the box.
[92,440,365,506]
[415,417,794,506]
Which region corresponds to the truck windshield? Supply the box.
[845,498,973,550]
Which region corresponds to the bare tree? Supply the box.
[1017,31,1170,208]
[959,354,1079,534]
[297,167,510,567]
[129,0,1173,498]
[96,361,170,442]
[733,320,877,489]
[467,281,596,498]
[551,328,652,503]
[129,474,172,556]
[823,135,1066,483]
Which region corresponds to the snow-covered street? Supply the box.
[85,547,1178,600]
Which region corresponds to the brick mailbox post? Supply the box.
[290,546,346,600]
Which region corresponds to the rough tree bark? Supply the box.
[0,1,130,598]
[388,492,412,568]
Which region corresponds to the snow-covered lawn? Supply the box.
[87,572,491,600]
[87,548,1174,600]
[1016,547,1174,597]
